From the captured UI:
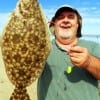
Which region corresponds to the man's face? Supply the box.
[54,11,79,44]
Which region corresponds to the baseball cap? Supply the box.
[53,5,81,20]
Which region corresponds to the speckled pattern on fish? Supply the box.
[1,0,51,99]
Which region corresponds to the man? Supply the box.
[37,5,100,100]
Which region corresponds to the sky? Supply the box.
[0,0,100,36]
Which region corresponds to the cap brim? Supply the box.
[54,5,79,19]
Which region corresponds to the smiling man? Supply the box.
[37,5,100,100]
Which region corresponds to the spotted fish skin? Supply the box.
[1,0,51,99]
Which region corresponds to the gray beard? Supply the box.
[58,30,73,39]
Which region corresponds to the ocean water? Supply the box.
[82,35,100,44]
[50,34,100,44]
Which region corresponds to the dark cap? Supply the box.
[54,5,80,19]
[50,5,82,38]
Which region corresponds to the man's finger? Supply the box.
[70,46,84,53]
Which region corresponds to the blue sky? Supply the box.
[0,0,100,36]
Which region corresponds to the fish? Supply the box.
[1,0,51,99]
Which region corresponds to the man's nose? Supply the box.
[64,17,69,20]
[62,17,69,24]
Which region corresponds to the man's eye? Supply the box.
[68,15,75,19]
[57,15,65,20]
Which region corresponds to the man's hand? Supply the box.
[68,45,90,68]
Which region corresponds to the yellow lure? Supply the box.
[66,66,72,74]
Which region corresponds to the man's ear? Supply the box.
[49,26,54,34]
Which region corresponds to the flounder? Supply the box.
[1,0,51,99]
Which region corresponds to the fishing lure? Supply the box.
[66,66,72,74]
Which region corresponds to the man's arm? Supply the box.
[85,55,100,79]
[69,45,100,79]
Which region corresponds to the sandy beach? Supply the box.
[0,47,37,100]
